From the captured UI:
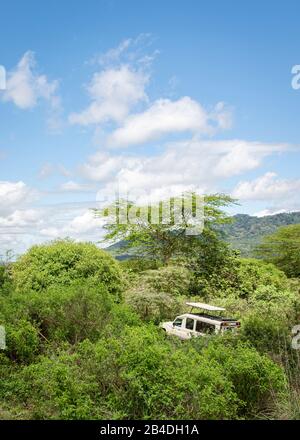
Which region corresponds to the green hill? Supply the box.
[106,211,300,259]
[222,211,300,256]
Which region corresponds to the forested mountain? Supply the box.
[107,212,300,258]
[222,211,300,256]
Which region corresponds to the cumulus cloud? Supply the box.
[0,181,36,215]
[106,98,232,148]
[40,210,104,238]
[232,172,300,201]
[69,36,232,149]
[2,51,59,110]
[81,139,290,204]
[213,141,288,178]
[0,209,42,228]
[69,65,149,126]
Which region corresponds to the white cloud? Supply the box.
[69,65,148,126]
[40,210,104,238]
[213,141,287,178]
[107,98,232,148]
[0,209,41,227]
[97,38,133,66]
[253,208,292,217]
[232,172,300,201]
[80,151,141,182]
[95,34,159,68]
[0,181,36,215]
[81,139,290,204]
[3,51,59,110]
[38,163,72,179]
[59,181,94,192]
[70,37,231,149]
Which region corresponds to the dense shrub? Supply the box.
[6,327,288,420]
[0,264,13,296]
[12,240,123,299]
[1,281,123,350]
[11,328,240,420]
[196,258,289,300]
[139,265,192,296]
[106,326,240,419]
[23,282,114,344]
[124,265,191,321]
[126,289,183,322]
[236,259,288,298]
[0,235,296,420]
[121,258,162,274]
[197,337,287,417]
[5,320,40,363]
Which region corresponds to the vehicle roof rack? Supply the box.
[186,302,225,312]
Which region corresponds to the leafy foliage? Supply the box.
[99,193,235,264]
[0,198,299,420]
[256,224,300,277]
[12,240,123,299]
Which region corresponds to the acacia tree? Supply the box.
[96,193,236,265]
[256,224,300,277]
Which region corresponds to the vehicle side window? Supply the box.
[185,318,195,330]
[196,321,215,334]
[196,321,203,332]
[173,318,183,327]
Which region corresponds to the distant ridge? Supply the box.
[107,211,300,259]
[222,211,300,256]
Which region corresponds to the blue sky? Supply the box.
[1,0,300,254]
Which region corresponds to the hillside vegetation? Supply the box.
[222,212,300,256]
[108,212,300,259]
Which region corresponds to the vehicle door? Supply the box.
[170,317,187,339]
[182,317,197,339]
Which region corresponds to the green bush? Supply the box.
[236,259,288,298]
[121,258,162,274]
[12,240,123,300]
[5,320,40,363]
[194,257,288,300]
[104,326,240,419]
[12,328,240,420]
[1,281,120,348]
[139,265,192,296]
[126,289,183,323]
[15,352,99,419]
[24,282,114,344]
[199,338,287,417]
[124,265,192,322]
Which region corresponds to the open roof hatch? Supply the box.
[186,302,225,312]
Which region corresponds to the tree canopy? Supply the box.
[96,193,235,264]
[12,240,123,299]
[255,224,300,277]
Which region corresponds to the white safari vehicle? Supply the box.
[160,302,240,340]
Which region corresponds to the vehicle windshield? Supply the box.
[173,318,183,327]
